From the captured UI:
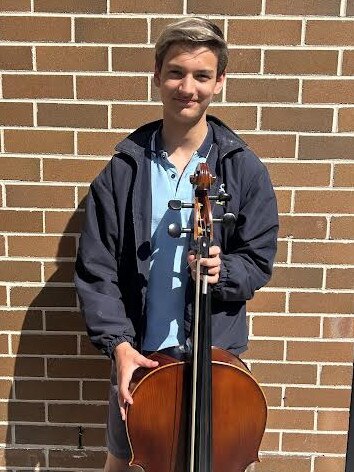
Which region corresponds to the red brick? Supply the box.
[5,130,74,154]
[321,364,353,386]
[78,132,125,156]
[0,0,31,11]
[15,425,77,446]
[80,335,100,355]
[1,401,45,422]
[302,79,354,104]
[49,449,106,468]
[112,104,162,129]
[0,380,12,399]
[295,191,354,214]
[45,311,86,332]
[228,20,302,45]
[0,261,41,283]
[0,448,45,468]
[265,49,338,75]
[250,455,311,472]
[241,134,296,159]
[338,108,354,132]
[111,0,183,13]
[112,47,154,73]
[327,269,354,290]
[323,316,354,338]
[3,74,73,99]
[251,362,317,384]
[270,266,323,289]
[243,339,284,361]
[260,431,280,451]
[6,185,75,209]
[343,50,354,75]
[34,0,107,13]
[330,216,354,239]
[285,387,350,408]
[8,235,76,258]
[82,380,110,400]
[299,135,354,160]
[227,48,261,74]
[290,292,354,314]
[287,340,353,363]
[317,410,349,431]
[208,106,257,130]
[188,0,261,15]
[267,408,314,430]
[0,102,33,126]
[49,403,106,424]
[306,20,354,46]
[275,190,292,213]
[43,158,107,183]
[0,46,32,70]
[282,432,347,454]
[37,103,107,129]
[0,310,42,331]
[37,46,108,72]
[77,75,148,101]
[0,210,42,233]
[12,334,77,355]
[253,315,321,337]
[262,107,333,132]
[10,287,77,308]
[267,163,330,186]
[0,286,6,306]
[76,18,147,44]
[314,456,346,472]
[266,0,341,15]
[0,357,44,377]
[0,335,8,354]
[261,386,283,407]
[47,358,110,379]
[248,291,286,313]
[45,211,85,234]
[16,380,79,400]
[0,157,40,181]
[227,79,299,103]
[279,216,327,239]
[44,261,75,283]
[334,163,354,187]
[0,16,71,42]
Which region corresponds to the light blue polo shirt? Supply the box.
[142,126,213,351]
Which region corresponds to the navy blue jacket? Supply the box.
[75,116,278,359]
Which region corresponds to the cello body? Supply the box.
[126,347,267,472]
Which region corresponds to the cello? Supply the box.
[125,163,267,471]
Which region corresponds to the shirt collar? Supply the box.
[154,124,213,160]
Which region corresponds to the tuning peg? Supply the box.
[168,200,193,210]
[168,223,192,238]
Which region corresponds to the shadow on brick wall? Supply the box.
[5,203,109,471]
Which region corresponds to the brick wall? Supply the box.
[0,1,353,471]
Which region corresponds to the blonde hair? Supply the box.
[155,18,228,76]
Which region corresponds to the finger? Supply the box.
[136,354,159,369]
[199,256,221,268]
[207,274,220,285]
[209,245,221,256]
[207,266,221,276]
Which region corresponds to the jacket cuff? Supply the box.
[106,336,134,359]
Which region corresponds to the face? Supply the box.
[154,44,225,125]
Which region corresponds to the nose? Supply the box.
[178,75,195,96]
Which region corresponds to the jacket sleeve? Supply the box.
[74,161,136,358]
[212,165,278,302]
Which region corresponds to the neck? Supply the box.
[161,115,208,157]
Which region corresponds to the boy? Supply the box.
[75,17,278,472]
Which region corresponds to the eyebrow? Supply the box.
[166,64,214,74]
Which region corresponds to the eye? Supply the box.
[197,74,211,81]
[168,69,183,78]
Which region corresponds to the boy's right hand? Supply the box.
[114,342,159,420]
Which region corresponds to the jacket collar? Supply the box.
[115,115,247,162]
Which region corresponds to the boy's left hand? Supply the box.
[187,245,221,285]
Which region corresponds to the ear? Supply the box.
[154,64,161,88]
[213,72,226,95]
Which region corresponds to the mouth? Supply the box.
[175,98,197,106]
